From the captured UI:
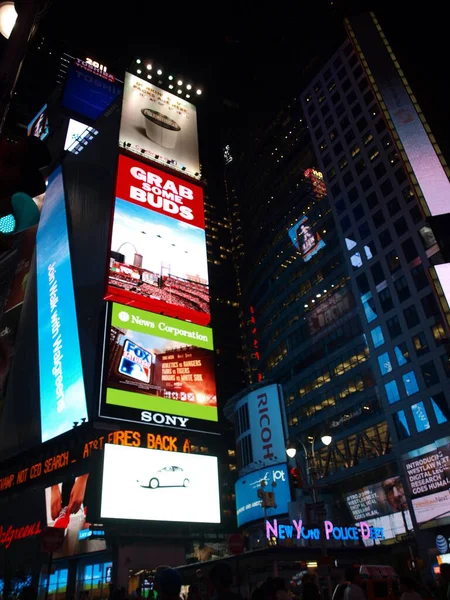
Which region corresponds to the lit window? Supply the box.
[393,410,411,439]
[402,370,419,396]
[385,379,400,404]
[394,343,410,366]
[378,352,392,375]
[371,326,384,348]
[228,464,237,471]
[431,393,450,424]
[227,449,236,457]
[411,401,431,432]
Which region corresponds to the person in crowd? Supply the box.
[209,562,243,600]
[155,567,183,600]
[274,578,290,600]
[343,567,365,600]
[399,577,422,600]
[437,564,450,600]
[301,574,320,600]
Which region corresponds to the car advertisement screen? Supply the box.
[235,463,290,527]
[36,166,88,443]
[100,303,218,432]
[45,472,106,558]
[105,154,209,326]
[288,215,325,262]
[119,72,200,179]
[403,440,450,528]
[100,443,220,523]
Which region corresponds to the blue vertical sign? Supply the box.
[36,166,88,442]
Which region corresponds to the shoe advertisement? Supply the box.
[45,473,106,558]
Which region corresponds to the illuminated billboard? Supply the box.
[100,303,218,432]
[36,166,88,442]
[235,463,290,527]
[105,154,209,326]
[402,440,450,528]
[119,72,200,178]
[27,104,49,140]
[288,215,325,262]
[100,443,220,523]
[64,119,98,154]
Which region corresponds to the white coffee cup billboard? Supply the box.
[141,108,181,149]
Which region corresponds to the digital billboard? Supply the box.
[235,463,290,527]
[100,303,217,432]
[105,154,209,326]
[288,215,325,262]
[36,166,88,442]
[45,472,106,558]
[27,104,49,140]
[235,384,286,468]
[403,440,450,528]
[119,72,200,178]
[64,119,98,154]
[62,61,122,121]
[100,443,220,523]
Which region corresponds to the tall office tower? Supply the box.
[300,12,450,560]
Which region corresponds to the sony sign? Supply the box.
[141,412,189,428]
[235,384,286,471]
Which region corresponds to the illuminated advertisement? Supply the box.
[119,72,200,178]
[36,166,88,442]
[64,119,98,154]
[105,154,209,326]
[434,264,450,316]
[100,303,217,431]
[235,463,290,527]
[235,384,286,468]
[27,104,49,140]
[403,440,450,528]
[45,472,106,558]
[100,443,220,523]
[62,61,122,120]
[306,289,354,335]
[288,215,325,262]
[304,168,326,200]
[348,13,450,217]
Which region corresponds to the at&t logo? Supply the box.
[118,311,130,323]
[436,534,449,554]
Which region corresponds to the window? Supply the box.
[329,128,338,141]
[370,148,381,162]
[336,103,345,117]
[421,293,439,318]
[387,315,402,338]
[334,141,343,156]
[327,167,336,180]
[361,175,372,191]
[371,325,385,348]
[394,217,408,236]
[393,410,411,439]
[347,91,357,105]
[340,115,350,130]
[379,229,392,248]
[339,156,349,170]
[378,352,393,375]
[363,292,377,322]
[395,167,407,185]
[385,379,400,404]
[351,252,363,270]
[366,191,378,209]
[325,115,334,128]
[348,187,358,203]
[387,198,400,216]
[374,163,387,180]
[394,342,410,366]
[323,153,332,168]
[441,354,450,377]
[379,287,394,313]
[375,119,386,133]
[345,129,356,144]
[402,186,415,203]
[319,141,328,152]
[386,249,400,273]
[381,133,392,149]
[356,116,368,132]
[358,77,368,92]
[358,222,371,239]
[431,393,450,424]
[331,91,340,103]
[410,205,422,224]
[311,114,319,128]
[402,238,418,263]
[348,54,358,68]
[432,322,447,344]
[363,89,374,105]
[316,126,324,138]
[337,65,345,78]
[335,198,346,215]
[341,215,351,232]
[411,401,431,432]
[352,103,362,118]
[389,150,400,166]
[355,159,366,175]
[342,78,351,91]
[403,305,420,327]
[402,370,419,396]
[421,361,439,387]
[353,204,364,221]
[363,131,374,146]
[331,182,341,197]
[372,210,384,228]
[394,275,411,302]
[371,262,385,286]
[357,272,370,295]
[413,332,429,357]
[380,178,394,197]
[411,264,428,291]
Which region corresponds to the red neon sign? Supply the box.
[0,520,42,548]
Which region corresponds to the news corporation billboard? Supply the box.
[99,303,218,432]
[105,154,209,326]
[119,72,200,179]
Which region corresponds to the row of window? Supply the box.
[393,393,449,440]
[383,355,450,404]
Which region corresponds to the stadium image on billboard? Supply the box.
[119,72,200,178]
[100,303,218,431]
[105,155,209,326]
[100,444,220,523]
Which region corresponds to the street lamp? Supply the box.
[0,2,17,39]
[285,430,332,459]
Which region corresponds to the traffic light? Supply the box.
[289,466,303,490]
[0,136,51,235]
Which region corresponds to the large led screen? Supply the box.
[36,166,88,442]
[100,443,220,523]
[100,303,217,431]
[403,440,450,528]
[119,72,200,178]
[288,215,325,262]
[235,463,290,527]
[105,154,209,326]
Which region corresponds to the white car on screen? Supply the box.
[137,466,190,489]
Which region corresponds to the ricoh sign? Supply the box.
[236,384,286,470]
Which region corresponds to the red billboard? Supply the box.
[105,155,210,326]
